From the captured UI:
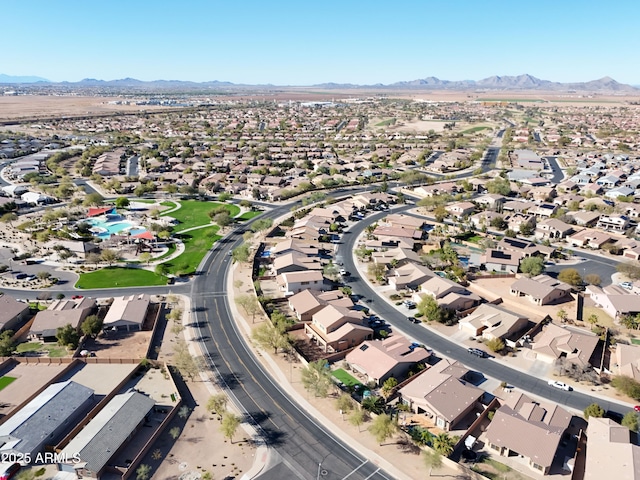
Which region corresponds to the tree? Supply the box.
[81,315,103,338]
[0,330,14,356]
[213,211,232,229]
[519,222,534,236]
[1,213,17,227]
[622,412,639,432]
[252,322,291,354]
[423,450,443,476]
[251,218,273,233]
[558,268,582,286]
[204,392,228,418]
[432,432,456,456]
[381,377,398,400]
[115,197,130,209]
[519,256,545,276]
[218,192,232,202]
[36,271,51,280]
[232,243,251,263]
[83,193,104,207]
[336,393,355,413]
[620,314,640,330]
[155,263,169,276]
[56,324,80,349]
[367,263,386,282]
[487,337,505,353]
[611,376,640,400]
[368,413,396,445]
[236,294,261,322]
[557,309,568,323]
[86,252,101,267]
[136,464,152,480]
[100,249,120,266]
[173,340,200,381]
[138,252,152,265]
[169,426,181,439]
[616,261,640,280]
[583,403,605,419]
[587,313,599,326]
[417,295,453,325]
[489,216,508,230]
[486,177,511,195]
[584,273,601,286]
[349,409,367,432]
[434,205,447,222]
[301,359,332,398]
[221,412,241,443]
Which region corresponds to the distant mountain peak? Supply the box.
[0,73,49,84]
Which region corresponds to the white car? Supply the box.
[548,380,571,391]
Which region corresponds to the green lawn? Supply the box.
[375,118,396,127]
[15,342,68,358]
[161,200,177,209]
[631,338,640,345]
[0,376,16,391]
[237,211,262,221]
[76,267,167,289]
[163,200,240,231]
[332,368,363,388]
[460,125,491,134]
[163,226,221,275]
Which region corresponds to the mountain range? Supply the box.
[0,73,637,92]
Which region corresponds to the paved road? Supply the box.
[191,203,392,480]
[338,208,635,417]
[545,156,564,183]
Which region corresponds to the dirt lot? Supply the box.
[82,329,152,359]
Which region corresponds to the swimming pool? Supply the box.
[87,218,147,238]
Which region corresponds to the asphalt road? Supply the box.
[338,207,635,417]
[545,156,564,183]
[191,203,392,480]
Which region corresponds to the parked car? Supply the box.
[467,347,487,358]
[402,300,417,309]
[15,273,27,279]
[339,269,349,276]
[548,380,572,391]
[605,410,624,423]
[407,316,420,324]
[0,463,20,480]
[634,405,640,412]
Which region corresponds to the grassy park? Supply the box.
[76,267,167,289]
[0,376,16,390]
[163,200,240,232]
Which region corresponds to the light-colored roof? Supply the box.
[532,323,599,367]
[278,270,324,285]
[585,417,640,480]
[510,274,572,300]
[271,238,319,256]
[273,252,323,272]
[419,276,464,299]
[400,359,482,423]
[103,294,150,327]
[345,336,430,381]
[384,214,424,229]
[312,304,364,331]
[459,303,526,338]
[0,294,28,328]
[288,290,352,316]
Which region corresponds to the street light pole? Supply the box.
[316,462,321,480]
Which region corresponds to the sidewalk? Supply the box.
[223,251,466,479]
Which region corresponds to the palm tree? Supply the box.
[432,432,455,457]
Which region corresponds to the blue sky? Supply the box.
[3,0,639,85]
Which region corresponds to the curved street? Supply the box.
[339,207,633,417]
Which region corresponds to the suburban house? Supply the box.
[0,294,29,332]
[0,381,94,459]
[288,290,353,322]
[615,343,640,382]
[480,249,522,274]
[583,417,640,480]
[59,389,155,479]
[484,393,572,475]
[532,323,599,367]
[272,252,323,275]
[534,218,574,240]
[458,303,529,343]
[506,213,536,233]
[567,210,600,227]
[276,270,325,296]
[345,335,431,386]
[399,359,483,431]
[586,284,640,320]
[270,238,319,257]
[383,213,425,231]
[496,237,554,259]
[387,263,435,291]
[596,214,630,233]
[445,202,475,218]
[304,305,372,352]
[372,225,423,242]
[371,247,421,267]
[102,294,151,332]
[413,276,481,312]
[510,275,573,306]
[475,193,505,211]
[566,228,613,249]
[29,297,96,340]
[470,211,504,230]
